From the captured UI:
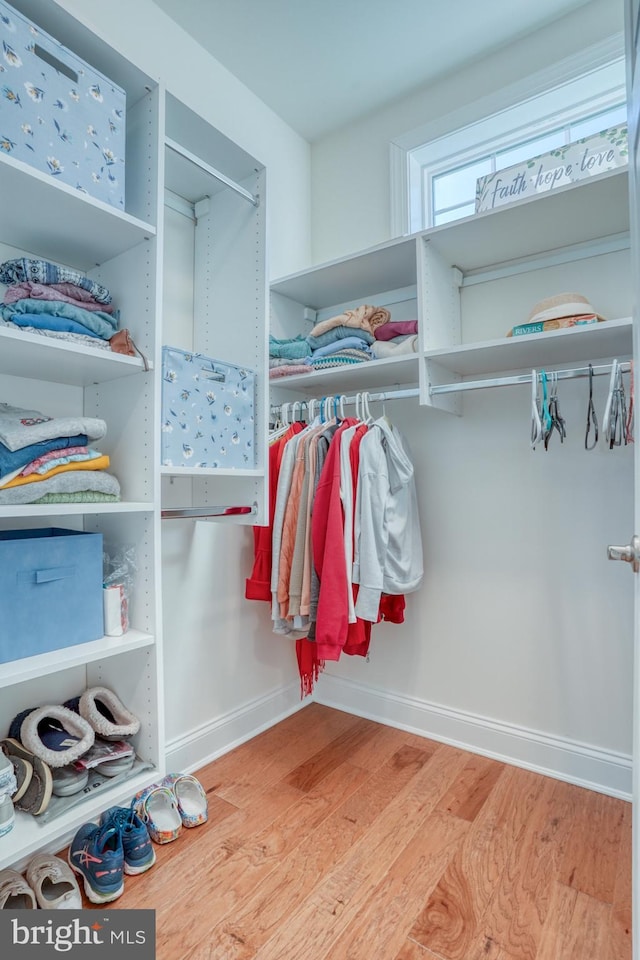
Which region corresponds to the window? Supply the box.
[402,56,626,233]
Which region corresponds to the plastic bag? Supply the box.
[103,545,136,636]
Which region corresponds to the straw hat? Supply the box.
[527,292,605,324]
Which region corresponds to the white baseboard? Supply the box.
[314,673,632,801]
[165,680,305,774]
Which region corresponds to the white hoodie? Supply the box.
[353,418,423,621]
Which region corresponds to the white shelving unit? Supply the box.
[160,93,268,524]
[269,167,631,420]
[0,0,164,871]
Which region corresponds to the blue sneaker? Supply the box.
[100,806,156,875]
[68,822,124,904]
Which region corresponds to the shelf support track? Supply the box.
[430,361,631,396]
[165,138,259,207]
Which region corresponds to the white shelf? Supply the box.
[269,356,419,395]
[160,465,263,478]
[2,765,158,872]
[0,326,152,385]
[425,168,629,274]
[271,236,418,309]
[0,502,154,519]
[0,152,155,270]
[424,318,632,377]
[0,629,154,690]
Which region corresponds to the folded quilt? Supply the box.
[4,281,117,314]
[0,469,120,504]
[374,320,418,341]
[308,336,372,360]
[0,454,109,489]
[268,365,312,379]
[268,334,310,360]
[269,357,310,368]
[2,299,118,337]
[371,336,419,358]
[0,403,106,452]
[306,326,375,350]
[308,355,369,370]
[309,304,391,339]
[0,433,88,478]
[0,258,112,304]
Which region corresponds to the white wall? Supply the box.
[307,0,634,795]
[310,0,623,265]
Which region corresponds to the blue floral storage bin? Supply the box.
[161,346,256,469]
[0,527,104,664]
[0,0,125,208]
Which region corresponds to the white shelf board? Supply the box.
[271,237,418,309]
[0,502,154,519]
[1,765,158,872]
[0,153,155,270]
[425,168,629,274]
[0,326,152,385]
[0,629,154,690]
[269,356,420,395]
[424,318,632,377]
[160,466,263,478]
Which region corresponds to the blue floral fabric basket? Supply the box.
[161,346,256,469]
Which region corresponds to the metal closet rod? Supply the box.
[165,137,259,207]
[430,360,631,396]
[271,387,420,417]
[161,504,257,521]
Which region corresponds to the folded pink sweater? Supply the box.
[374,320,418,341]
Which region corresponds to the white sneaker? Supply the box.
[25,854,82,910]
[0,795,14,839]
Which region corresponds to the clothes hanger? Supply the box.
[530,370,543,449]
[584,363,599,450]
[362,391,373,423]
[339,395,347,420]
[625,361,634,444]
[544,371,566,450]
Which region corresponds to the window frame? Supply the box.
[390,36,626,237]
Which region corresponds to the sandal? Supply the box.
[162,773,208,828]
[133,785,181,844]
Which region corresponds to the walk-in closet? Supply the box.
[0,0,636,957]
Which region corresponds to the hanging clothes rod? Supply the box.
[430,361,631,397]
[165,138,259,207]
[161,504,256,521]
[270,387,419,417]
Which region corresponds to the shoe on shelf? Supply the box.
[0,868,36,908]
[14,705,94,768]
[0,738,53,816]
[162,773,208,828]
[65,687,140,741]
[133,785,182,844]
[25,854,82,910]
[68,822,124,904]
[100,806,156,875]
[0,750,17,799]
[51,765,89,798]
[0,795,14,838]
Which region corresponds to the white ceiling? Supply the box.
[153,0,596,142]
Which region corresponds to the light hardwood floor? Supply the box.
[100,704,631,960]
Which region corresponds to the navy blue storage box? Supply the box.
[0,527,104,664]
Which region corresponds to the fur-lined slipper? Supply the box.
[19,706,94,769]
[76,687,140,741]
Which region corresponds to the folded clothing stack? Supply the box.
[0,258,119,351]
[371,320,419,358]
[269,304,392,378]
[0,402,120,504]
